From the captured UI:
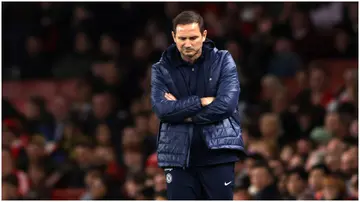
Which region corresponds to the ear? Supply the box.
[172,31,176,43]
[202,30,207,42]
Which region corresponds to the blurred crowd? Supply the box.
[2,2,358,200]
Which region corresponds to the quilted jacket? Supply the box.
[151,39,245,168]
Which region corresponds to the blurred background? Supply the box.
[1,2,358,200]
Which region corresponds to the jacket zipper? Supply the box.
[184,126,193,169]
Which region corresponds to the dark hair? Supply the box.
[172,10,204,34]
[288,167,308,181]
[310,164,331,175]
[253,162,274,178]
[3,174,19,187]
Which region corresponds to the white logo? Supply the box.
[164,168,173,172]
[224,181,232,186]
[166,173,172,183]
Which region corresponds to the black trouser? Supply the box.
[164,162,235,200]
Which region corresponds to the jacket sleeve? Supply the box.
[191,52,240,124]
[151,64,202,123]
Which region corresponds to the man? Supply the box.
[285,167,308,199]
[151,10,246,200]
[249,162,281,199]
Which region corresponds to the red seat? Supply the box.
[11,99,26,115]
[51,188,86,200]
[282,78,298,99]
[2,81,23,100]
[57,79,79,100]
[322,60,358,94]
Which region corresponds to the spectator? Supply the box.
[249,162,281,199]
[284,167,308,199]
[300,164,330,199]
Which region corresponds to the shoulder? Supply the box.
[152,61,162,69]
[212,49,236,70]
[152,61,167,73]
[209,49,235,66]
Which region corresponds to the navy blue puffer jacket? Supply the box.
[151,39,245,168]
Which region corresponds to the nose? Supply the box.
[183,40,192,48]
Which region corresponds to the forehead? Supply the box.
[175,23,201,36]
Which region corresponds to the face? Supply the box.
[76,81,91,102]
[74,146,92,166]
[291,11,306,30]
[100,35,115,55]
[327,138,345,154]
[287,173,306,197]
[275,39,291,53]
[122,127,140,148]
[323,179,341,200]
[85,170,100,187]
[153,173,166,192]
[75,32,90,53]
[26,143,44,160]
[51,96,69,121]
[297,139,311,155]
[280,145,294,163]
[28,165,45,184]
[125,179,140,199]
[172,23,207,60]
[341,152,354,175]
[325,153,341,172]
[225,41,241,59]
[96,124,111,145]
[2,150,13,175]
[124,151,143,172]
[269,160,284,177]
[250,167,271,190]
[90,178,106,199]
[155,196,167,200]
[259,115,279,138]
[135,116,148,134]
[325,113,340,134]
[272,91,288,113]
[26,36,41,55]
[296,71,307,89]
[148,113,159,135]
[261,77,281,100]
[278,174,288,194]
[309,169,325,191]
[94,146,114,163]
[2,182,17,200]
[233,189,251,200]
[24,100,40,119]
[133,38,149,59]
[92,94,111,119]
[335,31,349,50]
[2,127,15,146]
[102,62,119,85]
[309,68,325,91]
[289,155,304,169]
[74,6,88,21]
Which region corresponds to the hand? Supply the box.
[165,93,177,101]
[201,97,215,107]
[184,117,192,122]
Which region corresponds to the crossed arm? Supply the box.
[151,52,240,124]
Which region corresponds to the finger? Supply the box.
[169,94,177,100]
[165,93,176,100]
[168,93,176,99]
[165,94,175,101]
[165,94,171,100]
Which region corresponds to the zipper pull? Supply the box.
[192,68,194,72]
